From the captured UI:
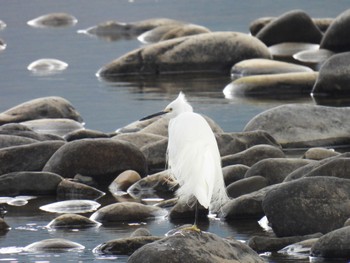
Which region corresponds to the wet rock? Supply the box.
[312,52,350,96]
[320,9,350,52]
[40,200,101,214]
[292,48,334,65]
[169,199,208,220]
[90,202,165,223]
[21,118,84,137]
[223,164,249,186]
[27,13,77,28]
[97,32,271,77]
[43,139,148,186]
[27,58,68,75]
[128,230,265,263]
[47,213,101,229]
[244,158,314,185]
[130,227,152,237]
[0,218,10,233]
[221,144,285,167]
[24,238,84,252]
[0,171,63,196]
[0,134,38,148]
[244,104,350,148]
[310,226,350,259]
[216,130,280,157]
[230,58,313,79]
[248,233,322,253]
[140,138,168,171]
[263,177,350,237]
[78,18,185,41]
[0,141,65,175]
[64,129,111,141]
[94,236,161,256]
[268,42,319,60]
[113,132,165,149]
[224,72,317,98]
[227,176,268,198]
[57,179,105,200]
[109,170,141,192]
[256,10,323,46]
[279,237,320,257]
[0,96,83,125]
[302,147,340,160]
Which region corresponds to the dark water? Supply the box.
[1,0,350,262]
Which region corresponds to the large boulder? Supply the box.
[128,231,265,263]
[312,52,350,96]
[43,139,148,185]
[244,104,350,148]
[0,97,83,125]
[262,177,350,237]
[97,32,271,77]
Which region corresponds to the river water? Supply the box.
[0,0,349,262]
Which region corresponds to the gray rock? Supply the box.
[312,52,350,95]
[128,231,265,263]
[140,138,168,171]
[302,147,340,160]
[47,213,101,229]
[0,218,10,233]
[114,132,166,149]
[64,129,111,141]
[224,72,318,98]
[221,144,285,167]
[320,9,350,52]
[256,10,323,46]
[169,199,208,220]
[27,13,77,28]
[90,202,165,223]
[226,176,268,198]
[248,233,322,253]
[292,48,334,65]
[244,158,314,185]
[311,226,350,259]
[97,32,271,77]
[43,139,148,186]
[57,179,105,200]
[263,177,350,237]
[0,134,38,149]
[130,227,152,237]
[0,96,83,125]
[279,237,320,257]
[223,164,249,186]
[24,238,84,252]
[268,42,319,60]
[0,141,65,175]
[244,104,350,148]
[0,171,63,196]
[109,170,142,192]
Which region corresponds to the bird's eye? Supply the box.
[168,108,173,112]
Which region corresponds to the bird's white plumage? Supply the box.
[164,92,228,212]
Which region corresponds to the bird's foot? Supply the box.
[181,224,201,232]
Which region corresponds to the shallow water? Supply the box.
[1,0,350,262]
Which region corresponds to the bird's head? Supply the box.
[140,92,193,121]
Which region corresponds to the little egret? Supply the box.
[140,92,229,230]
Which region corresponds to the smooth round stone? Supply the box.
[302,147,340,160]
[279,237,321,257]
[57,179,105,200]
[27,58,68,75]
[20,118,84,137]
[47,213,101,229]
[64,129,111,141]
[109,170,141,192]
[0,134,38,149]
[226,176,268,198]
[130,227,152,237]
[268,42,319,59]
[293,48,334,64]
[27,13,77,28]
[40,200,101,214]
[24,238,84,252]
[0,218,10,232]
[223,164,249,186]
[230,58,313,79]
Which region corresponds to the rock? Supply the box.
[263,177,350,237]
[244,158,314,185]
[64,129,112,141]
[24,238,84,252]
[46,213,101,229]
[78,18,185,41]
[230,58,313,79]
[279,237,320,257]
[292,48,334,65]
[97,32,271,77]
[244,104,350,148]
[128,230,265,263]
[223,164,249,186]
[224,72,317,98]
[320,9,350,52]
[268,42,319,60]
[310,226,350,259]
[90,202,165,223]
[21,118,84,137]
[140,138,168,171]
[27,59,68,75]
[130,227,152,237]
[0,141,65,175]
[248,233,322,253]
[109,170,141,192]
[226,176,268,198]
[0,171,63,196]
[40,200,101,214]
[0,96,83,125]
[0,218,10,233]
[27,13,77,28]
[221,144,285,167]
[302,147,340,160]
[255,10,323,46]
[0,134,38,149]
[312,52,350,96]
[43,139,148,186]
[57,179,105,200]
[169,199,208,220]
[215,131,281,157]
[113,132,166,149]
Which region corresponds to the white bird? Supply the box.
[140,92,229,230]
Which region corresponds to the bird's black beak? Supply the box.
[139,111,167,121]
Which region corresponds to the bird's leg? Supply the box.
[179,201,201,233]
